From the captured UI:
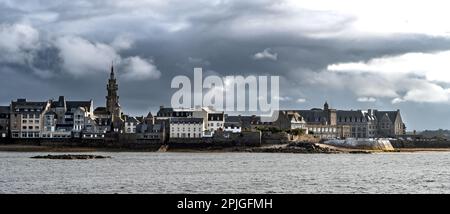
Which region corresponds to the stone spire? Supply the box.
[110,62,115,80]
[106,64,121,123]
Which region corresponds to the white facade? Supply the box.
[72,108,88,132]
[125,121,138,133]
[170,118,204,139]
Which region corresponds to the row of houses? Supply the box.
[0,101,406,141]
[0,65,406,142]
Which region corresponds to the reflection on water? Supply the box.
[1,152,449,193]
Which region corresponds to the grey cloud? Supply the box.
[2,0,450,130]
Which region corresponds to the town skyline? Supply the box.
[3,0,450,131]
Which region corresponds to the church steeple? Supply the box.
[110,63,115,79]
[106,64,121,123]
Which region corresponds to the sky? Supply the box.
[1,0,450,130]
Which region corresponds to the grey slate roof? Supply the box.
[224,115,242,123]
[294,109,329,123]
[169,117,203,124]
[67,101,92,110]
[375,111,399,122]
[0,106,9,114]
[124,115,140,123]
[11,99,48,112]
[51,96,91,111]
[94,107,108,114]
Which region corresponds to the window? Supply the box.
[35,126,39,130]
[22,120,27,123]
[22,126,27,130]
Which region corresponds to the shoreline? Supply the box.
[1,144,450,153]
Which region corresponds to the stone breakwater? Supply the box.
[30,154,111,160]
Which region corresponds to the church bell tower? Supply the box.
[106,64,122,122]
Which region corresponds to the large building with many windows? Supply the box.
[10,99,51,138]
[293,102,405,138]
[169,117,204,139]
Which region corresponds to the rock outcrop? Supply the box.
[31,154,111,159]
[323,138,394,151]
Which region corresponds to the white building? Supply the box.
[124,115,140,133]
[170,118,204,139]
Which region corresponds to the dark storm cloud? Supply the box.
[2,0,450,130]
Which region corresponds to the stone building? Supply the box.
[374,110,405,137]
[273,110,307,131]
[294,102,406,139]
[10,99,51,138]
[0,106,10,139]
[41,96,93,138]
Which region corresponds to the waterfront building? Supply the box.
[223,116,242,133]
[306,124,351,139]
[374,110,405,137]
[293,102,406,139]
[10,99,51,138]
[157,106,224,137]
[93,107,112,133]
[273,111,307,131]
[0,106,10,138]
[46,96,94,138]
[136,122,164,141]
[123,115,140,133]
[169,117,204,138]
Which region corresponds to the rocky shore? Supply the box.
[31,154,111,159]
[231,142,344,154]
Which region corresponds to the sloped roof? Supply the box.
[11,99,48,112]
[0,106,9,114]
[169,117,203,124]
[67,101,92,110]
[336,110,365,118]
[375,111,399,122]
[124,115,140,123]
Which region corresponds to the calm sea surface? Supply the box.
[1,151,449,193]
